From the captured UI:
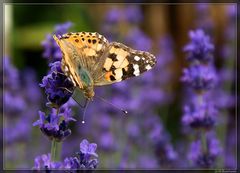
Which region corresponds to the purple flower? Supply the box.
[105,7,122,24]
[33,107,75,142]
[125,28,152,51]
[40,61,75,108]
[182,101,217,129]
[125,6,143,23]
[80,139,98,157]
[33,140,98,170]
[33,153,62,170]
[181,64,217,91]
[182,29,222,168]
[63,139,99,169]
[3,56,20,91]
[63,155,98,170]
[183,29,214,63]
[187,132,222,168]
[41,21,72,61]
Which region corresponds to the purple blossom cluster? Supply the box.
[3,56,42,167]
[40,61,75,108]
[33,105,76,142]
[195,4,214,33]
[34,139,98,170]
[41,22,72,62]
[35,61,75,141]
[219,5,236,169]
[181,29,222,168]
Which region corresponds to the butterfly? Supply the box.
[53,32,156,100]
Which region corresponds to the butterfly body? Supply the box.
[53,32,156,100]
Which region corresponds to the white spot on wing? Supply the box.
[133,64,140,76]
[134,56,141,61]
[145,64,152,70]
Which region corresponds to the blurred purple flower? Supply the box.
[3,56,42,145]
[125,6,143,23]
[3,57,20,90]
[181,64,217,91]
[105,7,122,24]
[187,132,222,168]
[34,153,62,170]
[183,29,214,63]
[40,61,74,108]
[126,28,152,51]
[195,4,214,34]
[182,29,222,168]
[182,101,217,129]
[41,21,72,61]
[105,6,142,24]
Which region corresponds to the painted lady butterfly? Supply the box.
[53,32,156,100]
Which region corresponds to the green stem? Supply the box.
[50,108,62,162]
[51,139,58,161]
[201,130,208,154]
[198,93,208,155]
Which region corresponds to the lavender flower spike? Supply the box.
[33,107,76,142]
[40,61,75,108]
[183,29,214,63]
[41,21,72,61]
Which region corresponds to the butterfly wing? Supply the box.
[53,32,109,88]
[93,42,156,86]
[55,32,109,74]
[53,35,84,88]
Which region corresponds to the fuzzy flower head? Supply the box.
[182,100,217,130]
[183,29,214,63]
[33,106,76,142]
[33,153,62,170]
[181,64,217,91]
[126,28,152,52]
[3,56,20,91]
[105,6,142,24]
[188,132,222,168]
[40,61,75,108]
[41,21,72,61]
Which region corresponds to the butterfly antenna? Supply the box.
[81,99,90,124]
[95,95,128,115]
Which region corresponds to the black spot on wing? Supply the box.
[122,64,135,80]
[122,68,128,80]
[109,53,118,61]
[110,75,116,81]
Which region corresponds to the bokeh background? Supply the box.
[3,3,237,170]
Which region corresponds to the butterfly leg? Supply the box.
[58,87,74,94]
[53,71,67,77]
